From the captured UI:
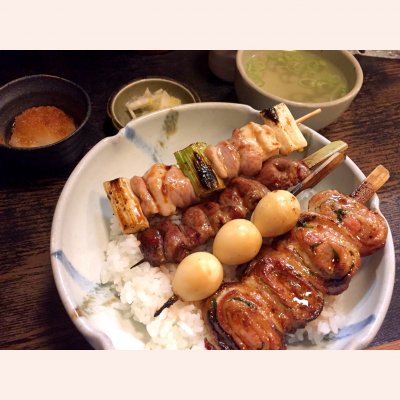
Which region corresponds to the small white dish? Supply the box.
[107,77,200,130]
[50,102,395,350]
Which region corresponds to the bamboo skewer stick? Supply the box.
[295,108,322,124]
[291,152,346,196]
[350,165,390,204]
[154,295,179,318]
[303,140,348,169]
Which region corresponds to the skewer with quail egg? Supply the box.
[151,152,346,317]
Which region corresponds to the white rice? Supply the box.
[101,188,346,349]
[101,216,206,350]
[286,297,346,345]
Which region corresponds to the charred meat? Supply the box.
[201,189,387,350]
[138,177,268,266]
[308,190,388,256]
[202,254,324,350]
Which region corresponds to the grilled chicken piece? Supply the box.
[181,206,215,244]
[130,176,159,216]
[138,177,268,266]
[154,221,192,264]
[204,140,240,180]
[164,165,199,208]
[266,240,354,296]
[205,286,286,350]
[259,246,330,295]
[137,227,166,265]
[202,254,324,350]
[132,165,199,218]
[143,164,177,217]
[289,213,361,281]
[245,255,324,326]
[257,157,311,190]
[308,190,388,256]
[142,164,199,217]
[230,176,269,210]
[231,122,281,176]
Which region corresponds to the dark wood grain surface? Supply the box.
[0,50,398,350]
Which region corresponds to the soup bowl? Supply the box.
[235,50,363,130]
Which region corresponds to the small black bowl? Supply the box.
[0,74,91,174]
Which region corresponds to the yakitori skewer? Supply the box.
[201,165,390,350]
[106,140,347,236]
[151,152,348,318]
[139,147,347,266]
[131,145,346,271]
[105,104,325,235]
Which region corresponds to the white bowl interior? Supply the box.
[51,102,394,350]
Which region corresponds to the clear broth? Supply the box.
[245,50,350,103]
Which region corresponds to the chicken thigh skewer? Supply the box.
[104,104,324,234]
[202,166,389,350]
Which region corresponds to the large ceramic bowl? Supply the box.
[50,102,395,350]
[235,50,363,131]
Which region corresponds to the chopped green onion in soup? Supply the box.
[245,50,350,103]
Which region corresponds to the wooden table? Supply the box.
[0,51,398,349]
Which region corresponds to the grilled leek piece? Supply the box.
[103,178,149,234]
[174,142,225,198]
[260,103,308,155]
